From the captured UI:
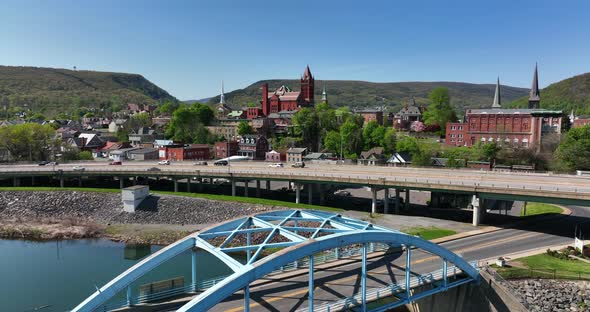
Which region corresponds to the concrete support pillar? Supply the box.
[231,179,236,197]
[384,188,390,214]
[295,184,301,204]
[288,180,292,190]
[187,178,191,193]
[244,181,249,197]
[31,176,35,186]
[13,177,20,187]
[266,180,271,190]
[174,179,179,193]
[61,176,65,188]
[395,189,400,214]
[119,178,124,189]
[472,195,481,226]
[308,184,313,205]
[256,180,261,197]
[405,189,410,210]
[78,177,82,187]
[371,187,377,214]
[319,184,325,206]
[308,255,314,312]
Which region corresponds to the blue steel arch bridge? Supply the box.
[72,210,479,312]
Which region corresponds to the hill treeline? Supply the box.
[508,72,590,115]
[0,66,176,117]
[207,79,529,114]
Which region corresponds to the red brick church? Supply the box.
[247,66,315,119]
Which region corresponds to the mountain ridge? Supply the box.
[206,79,529,113]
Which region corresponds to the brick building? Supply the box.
[355,109,384,126]
[445,69,563,151]
[237,135,269,160]
[214,141,239,159]
[159,144,211,161]
[247,66,315,119]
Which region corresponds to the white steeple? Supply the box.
[220,80,226,104]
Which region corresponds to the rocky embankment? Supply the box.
[512,279,590,312]
[0,191,284,243]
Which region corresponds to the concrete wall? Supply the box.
[398,270,527,312]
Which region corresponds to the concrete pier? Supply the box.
[308,184,313,205]
[295,184,301,204]
[244,181,249,197]
[256,180,261,197]
[405,189,410,210]
[395,189,400,214]
[231,179,236,197]
[371,187,377,214]
[384,188,390,214]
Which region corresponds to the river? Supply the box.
[0,239,232,312]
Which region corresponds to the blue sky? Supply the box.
[1,0,590,100]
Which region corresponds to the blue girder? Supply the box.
[72,209,479,312]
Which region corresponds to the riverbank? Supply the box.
[0,189,288,244]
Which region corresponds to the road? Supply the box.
[204,205,590,311]
[2,161,590,205]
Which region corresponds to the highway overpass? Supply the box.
[1,162,590,225]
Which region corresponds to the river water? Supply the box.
[0,239,232,312]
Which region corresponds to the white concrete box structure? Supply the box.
[122,185,149,213]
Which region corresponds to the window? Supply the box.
[513,138,519,145]
[488,137,494,142]
[522,139,529,147]
[451,126,456,130]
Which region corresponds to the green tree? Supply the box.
[237,121,253,136]
[127,112,151,130]
[323,130,342,156]
[555,125,590,171]
[191,103,214,125]
[340,118,363,157]
[0,123,58,161]
[382,127,397,154]
[422,87,457,135]
[292,107,319,151]
[78,151,94,160]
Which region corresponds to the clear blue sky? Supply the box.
[2,0,590,100]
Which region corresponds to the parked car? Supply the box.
[147,167,161,172]
[47,162,59,166]
[158,160,170,165]
[213,178,230,185]
[193,161,208,166]
[38,161,49,166]
[110,161,122,165]
[334,190,352,197]
[72,166,85,172]
[268,163,284,168]
[214,160,228,166]
[291,161,305,168]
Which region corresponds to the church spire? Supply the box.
[303,65,312,80]
[492,77,502,108]
[528,63,540,109]
[220,80,225,104]
[321,84,327,104]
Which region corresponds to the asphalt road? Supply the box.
[205,205,590,312]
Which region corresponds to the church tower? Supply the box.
[300,65,315,105]
[492,77,502,108]
[320,84,328,105]
[528,63,541,109]
[219,80,226,104]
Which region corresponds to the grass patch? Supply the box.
[521,202,563,217]
[494,254,590,280]
[402,226,457,240]
[0,186,120,193]
[0,186,342,212]
[152,190,343,212]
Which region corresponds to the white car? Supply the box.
[268,163,284,168]
[158,160,170,165]
[72,166,85,172]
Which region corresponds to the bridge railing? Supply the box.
[91,243,393,311]
[306,261,478,312]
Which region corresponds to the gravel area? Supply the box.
[0,191,284,225]
[512,279,590,312]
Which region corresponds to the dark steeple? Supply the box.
[492,77,501,108]
[528,63,540,109]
